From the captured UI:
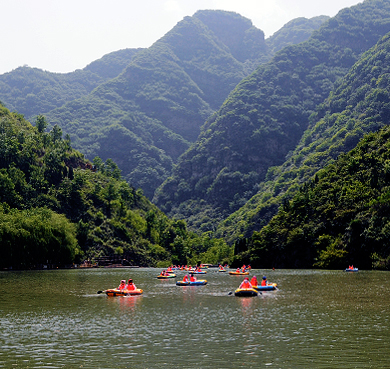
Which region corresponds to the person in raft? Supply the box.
[239,277,252,289]
[250,275,258,287]
[190,273,197,282]
[126,278,137,291]
[261,276,267,286]
[182,274,189,283]
[118,280,127,290]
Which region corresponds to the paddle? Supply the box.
[97,290,105,294]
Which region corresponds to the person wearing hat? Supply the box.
[239,277,252,289]
[125,278,137,291]
[118,280,127,290]
[261,276,267,286]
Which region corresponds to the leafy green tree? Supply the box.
[35,115,48,133]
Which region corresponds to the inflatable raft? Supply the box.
[253,283,278,291]
[157,274,176,279]
[229,271,249,275]
[176,280,207,286]
[105,288,143,297]
[191,271,207,274]
[345,268,358,272]
[234,288,258,297]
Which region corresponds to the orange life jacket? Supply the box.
[241,281,252,289]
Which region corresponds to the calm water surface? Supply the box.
[0,268,389,368]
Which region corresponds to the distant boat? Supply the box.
[229,271,249,275]
[344,267,358,272]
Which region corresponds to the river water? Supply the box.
[0,268,389,368]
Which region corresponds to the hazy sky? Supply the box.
[1,0,363,75]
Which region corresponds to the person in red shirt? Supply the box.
[182,275,189,283]
[239,277,252,289]
[190,273,196,282]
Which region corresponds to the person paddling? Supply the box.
[190,273,197,282]
[182,274,189,283]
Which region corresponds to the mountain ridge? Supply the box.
[155,0,390,236]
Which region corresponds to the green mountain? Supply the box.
[155,0,390,233]
[219,26,390,244]
[245,126,390,270]
[0,11,325,200]
[0,48,142,120]
[0,104,232,269]
[43,10,271,199]
[266,15,329,53]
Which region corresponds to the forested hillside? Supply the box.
[219,28,390,244]
[155,0,390,234]
[0,48,142,120]
[243,126,390,270]
[266,15,329,53]
[0,104,232,270]
[43,10,271,198]
[0,11,325,200]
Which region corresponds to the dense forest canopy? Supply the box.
[244,126,390,270]
[0,104,232,269]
